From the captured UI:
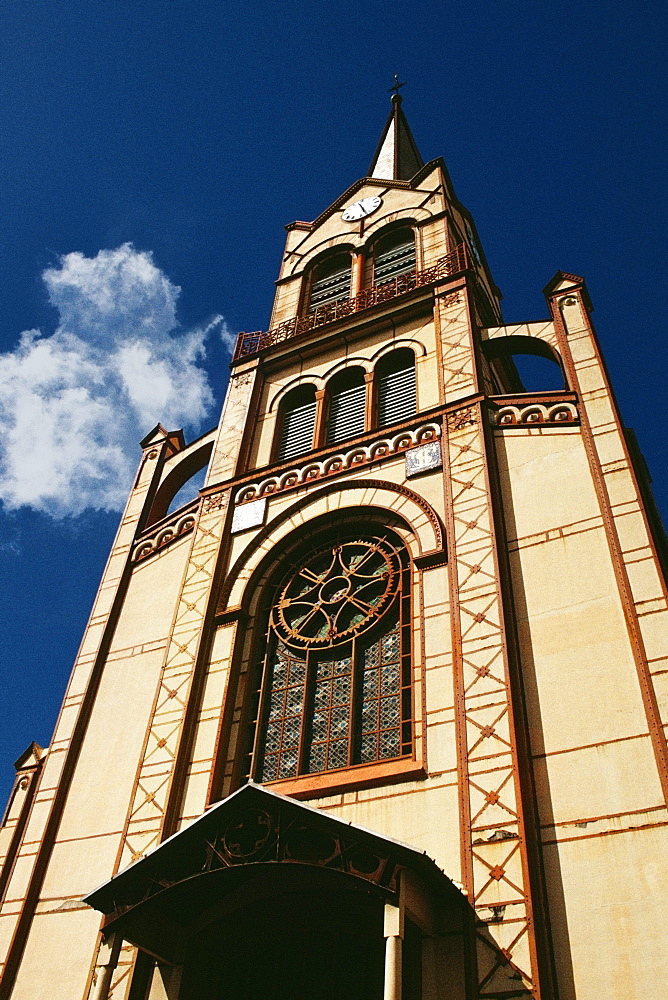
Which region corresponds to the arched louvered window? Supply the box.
[376,349,416,429]
[326,368,366,445]
[251,527,412,782]
[308,252,352,312]
[372,227,416,287]
[276,385,317,462]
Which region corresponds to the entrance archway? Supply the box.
[179,865,384,1000]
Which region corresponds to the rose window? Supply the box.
[254,532,412,782]
[272,539,401,648]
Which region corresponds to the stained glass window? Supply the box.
[360,623,402,763]
[261,644,307,781]
[255,532,411,782]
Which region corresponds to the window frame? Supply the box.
[273,384,318,464]
[374,348,417,431]
[367,225,417,289]
[304,249,354,315]
[244,526,424,799]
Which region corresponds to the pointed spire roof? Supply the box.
[368,92,424,181]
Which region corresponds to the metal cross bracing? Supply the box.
[436,290,479,403]
[435,269,544,1000]
[443,404,537,998]
[84,492,230,1000]
[232,244,470,361]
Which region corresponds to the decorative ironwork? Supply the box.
[86,785,447,933]
[273,538,401,649]
[233,244,470,360]
[254,531,412,782]
[360,623,402,763]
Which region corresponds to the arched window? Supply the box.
[251,527,412,782]
[326,367,366,445]
[371,227,416,286]
[276,385,317,462]
[375,348,416,428]
[308,252,352,312]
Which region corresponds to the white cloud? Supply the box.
[0,244,226,517]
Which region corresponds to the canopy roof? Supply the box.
[84,782,464,962]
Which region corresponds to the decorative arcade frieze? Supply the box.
[234,421,442,506]
[232,243,470,360]
[131,499,199,562]
[491,399,579,428]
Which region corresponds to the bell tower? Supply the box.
[1,94,667,1000]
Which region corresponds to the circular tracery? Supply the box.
[272,537,401,648]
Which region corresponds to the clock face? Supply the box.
[341,196,382,222]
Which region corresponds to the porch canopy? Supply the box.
[84,781,465,965]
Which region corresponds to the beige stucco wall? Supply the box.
[4,535,194,998]
[495,423,668,998]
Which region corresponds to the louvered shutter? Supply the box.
[378,364,416,428]
[278,400,316,461]
[328,384,366,445]
[373,235,416,286]
[309,262,351,311]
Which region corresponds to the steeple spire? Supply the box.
[368,82,424,181]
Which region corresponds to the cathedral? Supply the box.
[1,93,667,1000]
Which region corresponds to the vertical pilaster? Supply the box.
[206,362,260,486]
[85,489,231,999]
[437,285,548,998]
[351,251,365,299]
[84,368,257,998]
[0,432,169,1000]
[364,371,375,433]
[0,747,45,904]
[313,388,327,449]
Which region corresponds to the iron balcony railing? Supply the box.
[233,242,470,361]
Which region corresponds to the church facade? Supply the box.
[1,95,667,1000]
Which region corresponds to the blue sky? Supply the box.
[0,0,666,799]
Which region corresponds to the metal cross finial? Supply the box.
[388,74,406,96]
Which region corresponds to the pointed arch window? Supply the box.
[376,348,416,429]
[276,385,317,462]
[252,530,412,783]
[371,227,416,286]
[326,368,366,445]
[308,252,352,312]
